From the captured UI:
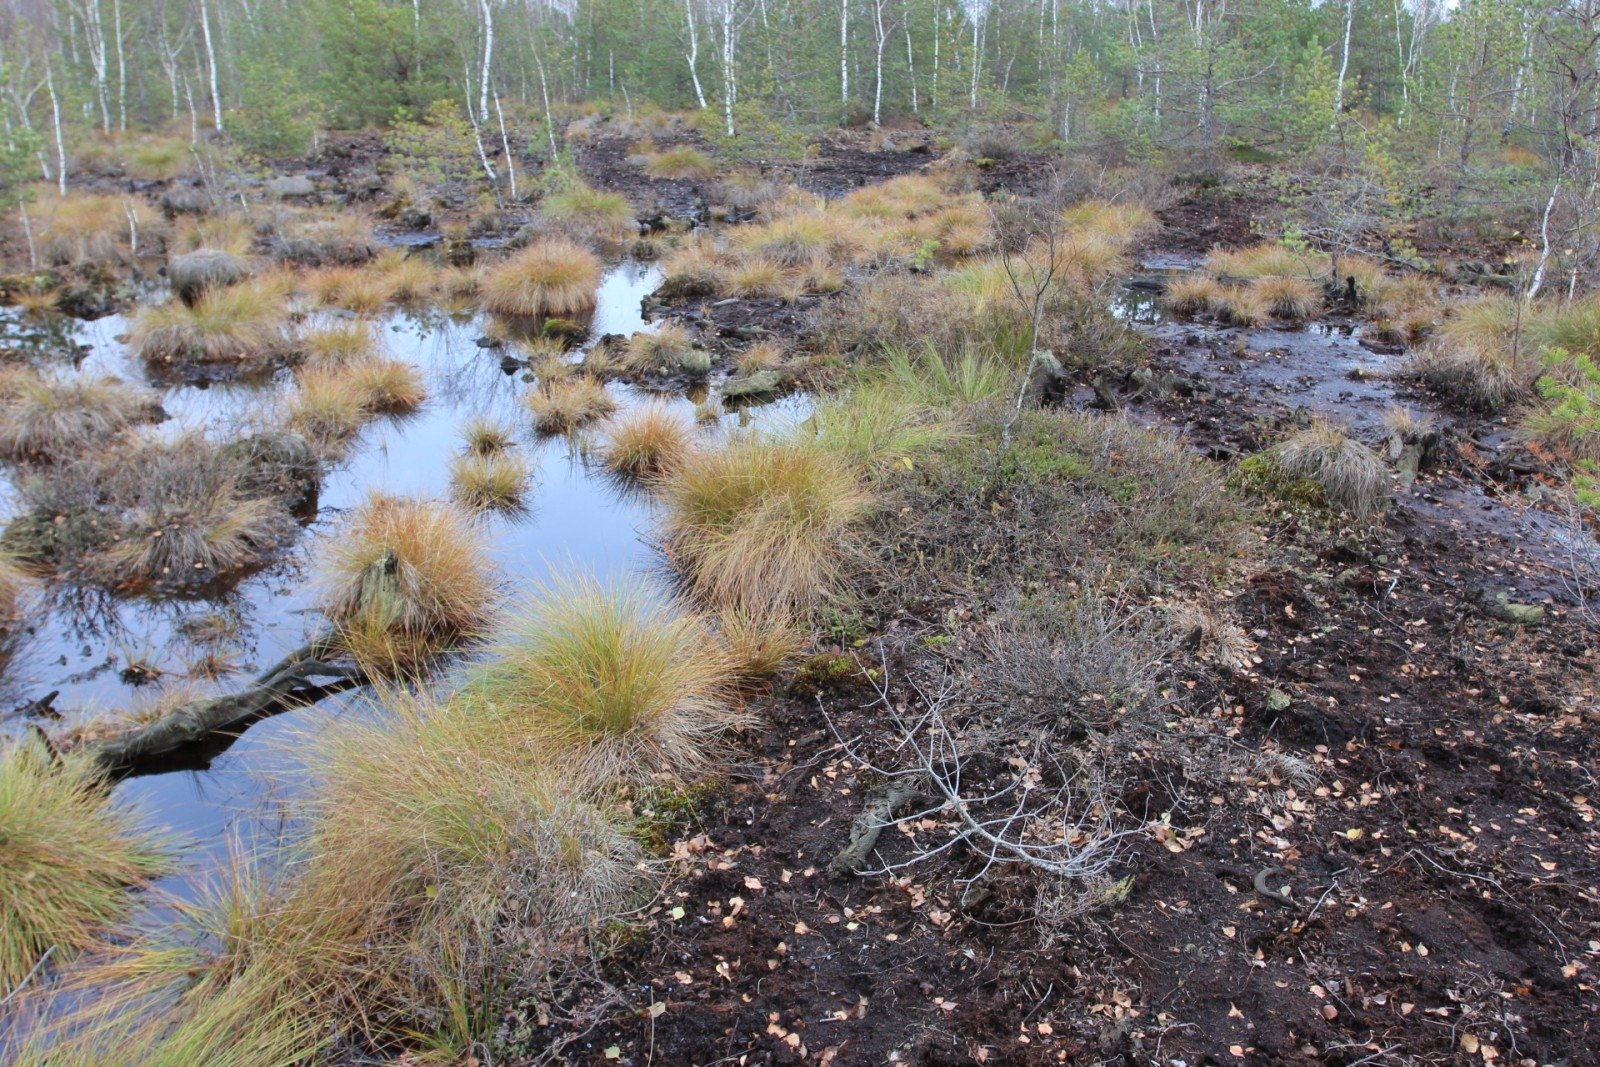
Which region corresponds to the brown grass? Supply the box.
[0,369,161,462]
[481,239,603,319]
[315,493,498,672]
[600,404,696,480]
[527,376,617,434]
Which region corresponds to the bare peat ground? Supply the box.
[545,179,1598,1066]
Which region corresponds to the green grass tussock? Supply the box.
[462,576,745,782]
[662,434,872,615]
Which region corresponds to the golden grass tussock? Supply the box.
[481,238,603,319]
[36,192,157,266]
[658,235,725,298]
[1249,274,1323,322]
[0,369,162,461]
[1206,242,1330,280]
[626,323,696,374]
[299,321,379,367]
[528,375,618,434]
[735,213,857,269]
[315,493,498,672]
[722,256,787,299]
[461,576,746,783]
[1213,284,1272,327]
[0,735,172,994]
[904,199,991,257]
[600,403,697,481]
[1414,295,1542,411]
[540,181,637,245]
[130,280,291,368]
[273,212,376,267]
[372,248,436,304]
[1161,274,1226,317]
[287,365,371,450]
[715,606,803,682]
[840,175,948,221]
[302,265,398,314]
[811,382,958,476]
[346,357,427,414]
[170,214,255,258]
[1272,419,1389,519]
[461,416,516,455]
[661,434,872,615]
[1063,199,1157,244]
[643,147,717,180]
[449,450,532,512]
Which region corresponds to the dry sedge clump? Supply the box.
[37,193,155,266]
[1063,200,1157,244]
[1415,296,1542,412]
[601,404,696,480]
[1250,275,1323,322]
[481,238,603,319]
[316,493,497,672]
[1161,275,1225,317]
[462,577,745,782]
[449,451,532,512]
[658,237,725,298]
[89,433,297,586]
[288,365,371,450]
[1273,420,1389,519]
[0,369,162,461]
[303,265,398,314]
[644,147,717,180]
[1206,242,1330,280]
[0,736,171,994]
[346,357,427,414]
[130,281,289,369]
[715,606,803,682]
[299,321,379,367]
[626,324,696,374]
[662,434,872,615]
[1213,284,1272,327]
[540,181,637,245]
[273,213,376,267]
[527,375,617,434]
[737,214,853,269]
[462,417,515,455]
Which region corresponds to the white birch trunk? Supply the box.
[46,62,67,195]
[686,0,709,109]
[478,0,494,130]
[1336,0,1355,113]
[200,0,223,133]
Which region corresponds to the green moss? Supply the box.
[1233,452,1327,510]
[788,652,866,697]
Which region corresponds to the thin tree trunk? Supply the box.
[478,0,494,130]
[1336,0,1355,113]
[841,0,850,110]
[902,0,918,114]
[686,0,709,109]
[46,61,66,196]
[113,0,127,130]
[495,93,517,200]
[199,0,223,133]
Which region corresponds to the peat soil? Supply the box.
[557,185,1597,1066]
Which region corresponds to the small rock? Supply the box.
[266,175,316,198]
[723,369,781,399]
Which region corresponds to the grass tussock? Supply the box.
[812,382,957,476]
[528,375,617,434]
[299,321,379,367]
[449,451,532,512]
[37,192,156,266]
[0,736,172,994]
[346,357,427,415]
[1206,242,1330,280]
[130,281,290,369]
[461,416,516,455]
[316,493,497,672]
[662,434,872,615]
[1415,296,1542,412]
[0,369,161,462]
[644,147,717,180]
[1272,420,1389,519]
[273,212,376,267]
[715,606,803,682]
[287,365,371,450]
[1161,275,1225,317]
[482,239,603,319]
[1250,275,1322,322]
[658,236,724,298]
[303,265,398,314]
[541,181,637,245]
[89,433,298,586]
[600,404,696,480]
[462,577,745,782]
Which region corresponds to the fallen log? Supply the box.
[86,633,367,771]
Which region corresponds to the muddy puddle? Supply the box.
[1115,264,1598,586]
[0,261,808,905]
